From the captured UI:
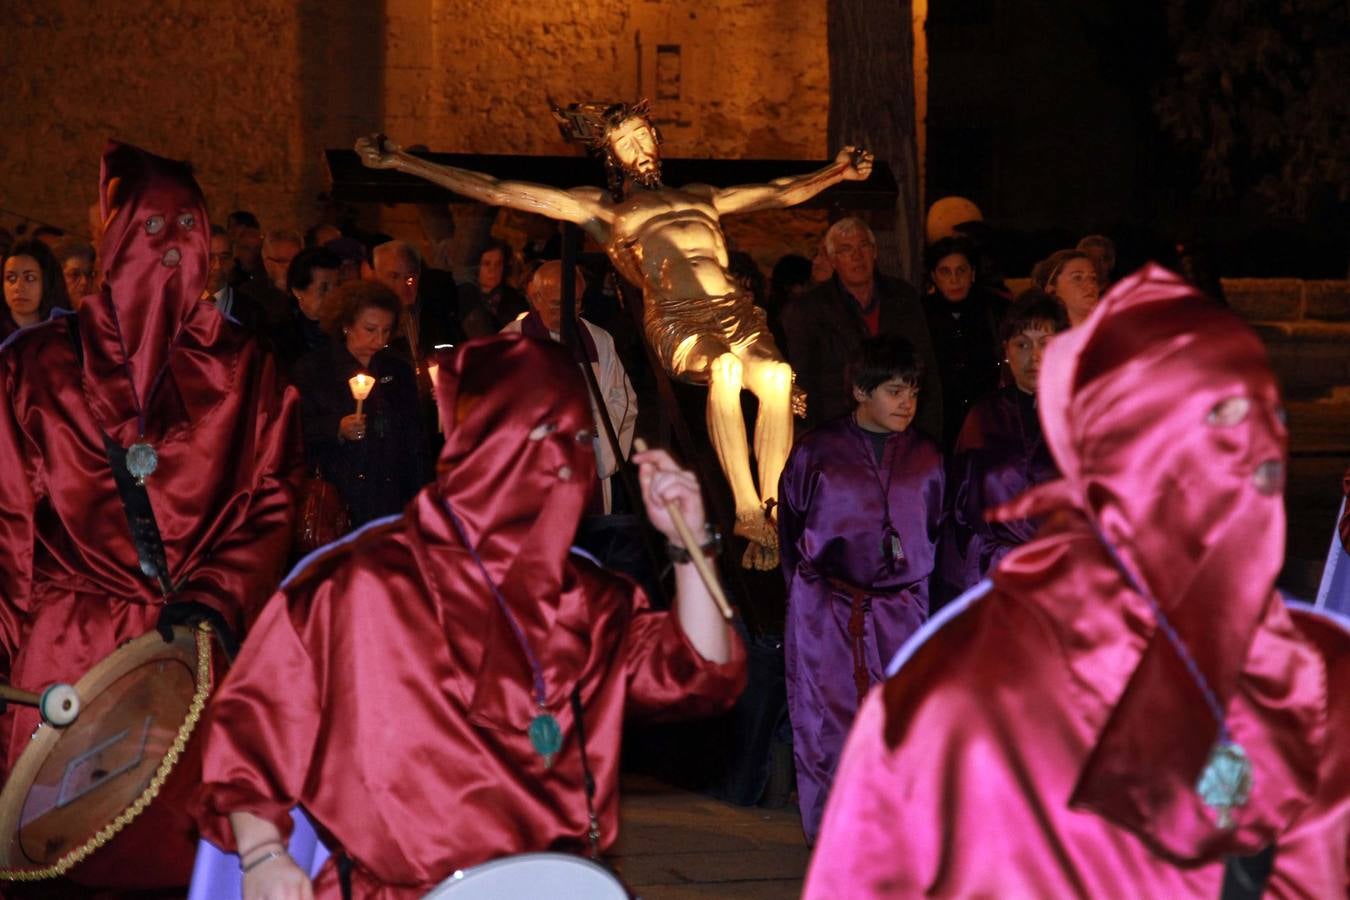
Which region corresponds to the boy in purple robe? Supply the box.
[778,335,943,843]
[938,291,1067,601]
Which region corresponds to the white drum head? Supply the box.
[423,852,627,899]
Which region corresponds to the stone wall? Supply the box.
[0,0,829,258]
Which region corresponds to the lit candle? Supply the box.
[348,373,375,416]
[426,361,442,432]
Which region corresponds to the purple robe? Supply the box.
[777,416,943,842]
[938,385,1058,601]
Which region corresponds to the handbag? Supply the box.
[294,467,350,553]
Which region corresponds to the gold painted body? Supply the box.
[357,117,871,564]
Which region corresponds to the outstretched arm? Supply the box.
[712,146,874,216]
[355,134,610,233]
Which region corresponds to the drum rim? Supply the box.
[424,851,629,898]
[0,624,214,882]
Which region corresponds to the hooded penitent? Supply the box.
[192,333,745,897]
[81,141,215,443]
[424,333,599,724]
[993,265,1307,858]
[0,141,300,890]
[803,266,1344,899]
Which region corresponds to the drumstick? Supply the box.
[632,438,734,621]
[0,682,80,727]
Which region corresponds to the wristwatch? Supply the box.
[666,523,723,564]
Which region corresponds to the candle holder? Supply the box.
[348,372,375,416]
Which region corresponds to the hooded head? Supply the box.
[84,141,210,433]
[999,265,1303,856]
[1035,264,1286,606]
[430,333,596,590]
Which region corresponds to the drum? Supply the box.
[0,624,213,888]
[423,852,629,899]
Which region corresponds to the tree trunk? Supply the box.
[827,0,922,284]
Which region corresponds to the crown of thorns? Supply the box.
[550,99,655,148]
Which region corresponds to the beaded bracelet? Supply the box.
[241,845,289,874]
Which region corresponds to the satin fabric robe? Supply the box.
[0,305,300,884]
[778,417,943,842]
[938,384,1058,602]
[804,515,1350,898]
[192,492,747,899]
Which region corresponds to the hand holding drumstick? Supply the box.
[631,440,736,662]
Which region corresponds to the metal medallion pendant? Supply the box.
[1196,739,1253,829]
[529,712,563,769]
[883,527,905,565]
[126,441,159,486]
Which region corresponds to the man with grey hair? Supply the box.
[367,239,460,454]
[238,228,304,337]
[782,217,942,440]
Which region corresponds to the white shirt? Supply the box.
[501,317,638,513]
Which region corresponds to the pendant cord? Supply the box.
[851,415,899,535]
[1093,528,1231,742]
[440,498,549,710]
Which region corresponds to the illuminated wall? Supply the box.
[0,0,829,266]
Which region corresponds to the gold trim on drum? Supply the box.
[0,623,214,882]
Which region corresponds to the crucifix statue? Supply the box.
[356,100,873,567]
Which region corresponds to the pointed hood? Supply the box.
[995,265,1319,857]
[79,141,213,439]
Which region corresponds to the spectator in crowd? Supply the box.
[810,240,833,285]
[204,225,241,320]
[804,265,1350,899]
[51,236,96,308]
[367,239,459,364]
[245,228,303,324]
[765,252,812,351]
[226,210,264,283]
[728,251,766,306]
[2,239,70,338]
[1033,248,1100,326]
[1077,233,1117,289]
[782,217,942,441]
[324,236,365,284]
[502,260,637,516]
[936,290,1066,605]
[271,246,341,374]
[778,335,943,844]
[953,219,1012,300]
[459,238,528,338]
[921,236,1007,451]
[291,280,427,527]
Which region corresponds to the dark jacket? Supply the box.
[291,342,428,527]
[781,274,943,442]
[921,287,1007,451]
[271,307,330,379]
[385,294,461,462]
[457,283,529,339]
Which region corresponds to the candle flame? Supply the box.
[348,373,376,400]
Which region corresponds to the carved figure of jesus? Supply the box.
[357,102,872,561]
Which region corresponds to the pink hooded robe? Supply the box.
[804,265,1350,898]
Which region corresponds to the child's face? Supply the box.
[853,376,918,433]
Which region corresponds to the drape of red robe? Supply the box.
[192,335,747,899]
[0,142,301,888]
[804,265,1350,897]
